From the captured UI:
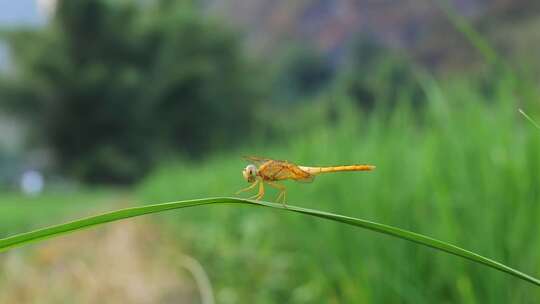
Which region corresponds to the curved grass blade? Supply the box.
[0,197,538,286]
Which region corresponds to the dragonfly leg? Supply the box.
[236,179,259,195]
[250,180,265,200]
[266,181,287,207]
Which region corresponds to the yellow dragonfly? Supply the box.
[237,156,375,204]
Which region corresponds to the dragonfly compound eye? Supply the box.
[243,164,257,182]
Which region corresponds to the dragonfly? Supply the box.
[236,156,375,204]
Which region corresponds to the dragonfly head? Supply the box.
[242,164,258,183]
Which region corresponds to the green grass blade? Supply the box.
[0,197,538,286]
[519,108,540,130]
[434,0,500,66]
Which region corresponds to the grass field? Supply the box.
[134,78,540,303]
[1,76,540,303]
[0,190,122,237]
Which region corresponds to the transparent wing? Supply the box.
[261,161,315,182]
[242,156,276,165]
[289,165,315,183]
[294,174,315,183]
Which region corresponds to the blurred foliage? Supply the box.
[272,45,334,103]
[1,67,539,303]
[339,36,426,112]
[0,0,263,184]
[135,76,540,303]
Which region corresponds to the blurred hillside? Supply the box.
[1,0,540,71]
[208,0,540,71]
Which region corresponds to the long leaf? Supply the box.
[0,197,538,286]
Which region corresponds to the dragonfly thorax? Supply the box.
[242,164,258,183]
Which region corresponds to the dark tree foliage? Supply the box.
[0,0,261,184]
[273,46,334,102]
[340,36,426,112]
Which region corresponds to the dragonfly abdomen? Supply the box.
[299,165,375,175]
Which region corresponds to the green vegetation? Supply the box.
[0,0,261,184]
[340,36,426,111]
[0,191,119,237]
[272,45,333,102]
[133,81,540,303]
[1,198,538,286]
[0,1,539,303]
[0,61,539,303]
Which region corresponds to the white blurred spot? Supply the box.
[36,0,57,18]
[20,170,44,196]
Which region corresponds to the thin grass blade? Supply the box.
[519,108,540,129]
[0,197,538,286]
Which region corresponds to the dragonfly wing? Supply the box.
[270,163,314,182]
[290,165,315,183]
[294,174,315,183]
[258,161,288,179]
[243,156,275,164]
[248,158,314,182]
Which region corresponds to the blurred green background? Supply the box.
[0,0,540,303]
